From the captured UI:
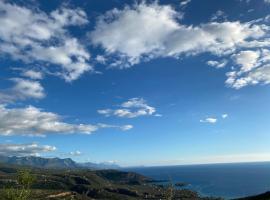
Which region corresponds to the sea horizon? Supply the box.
[126,162,270,199]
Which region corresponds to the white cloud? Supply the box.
[98,98,157,118]
[207,60,227,68]
[200,117,217,124]
[264,0,270,4]
[226,49,270,89]
[96,55,107,64]
[222,114,228,119]
[0,105,97,136]
[90,2,266,68]
[97,123,133,131]
[180,0,191,7]
[0,1,91,81]
[90,3,180,67]
[70,150,82,156]
[227,64,270,89]
[210,10,227,22]
[0,143,56,157]
[90,2,270,88]
[0,105,132,136]
[120,124,134,131]
[11,78,45,99]
[0,78,45,103]
[233,50,260,72]
[200,113,229,124]
[22,70,43,80]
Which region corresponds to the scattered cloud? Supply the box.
[96,55,107,64]
[0,78,45,103]
[0,143,56,157]
[226,49,270,89]
[98,98,157,118]
[70,150,82,156]
[207,60,227,68]
[0,1,91,81]
[200,117,218,124]
[222,114,228,119]
[200,113,229,124]
[0,105,132,137]
[180,0,191,7]
[97,123,133,131]
[21,70,44,80]
[264,0,270,4]
[210,10,227,22]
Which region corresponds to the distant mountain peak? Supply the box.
[0,155,120,170]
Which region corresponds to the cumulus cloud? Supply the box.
[226,49,270,89]
[0,105,97,136]
[0,1,91,81]
[0,105,132,136]
[0,78,45,103]
[98,98,157,118]
[90,2,265,66]
[90,2,270,88]
[0,143,56,157]
[233,50,260,72]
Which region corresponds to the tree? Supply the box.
[3,169,36,200]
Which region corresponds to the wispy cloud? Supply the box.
[70,150,82,156]
[200,114,228,124]
[200,117,218,124]
[180,0,191,7]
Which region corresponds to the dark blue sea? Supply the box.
[126,162,270,199]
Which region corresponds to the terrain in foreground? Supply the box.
[0,162,269,200]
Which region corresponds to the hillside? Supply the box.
[0,163,222,200]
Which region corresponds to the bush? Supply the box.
[2,169,36,200]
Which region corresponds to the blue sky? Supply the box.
[0,0,270,166]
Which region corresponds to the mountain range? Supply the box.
[0,155,120,169]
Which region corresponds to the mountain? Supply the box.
[0,156,77,169]
[236,191,270,200]
[0,155,120,169]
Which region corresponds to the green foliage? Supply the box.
[3,169,36,200]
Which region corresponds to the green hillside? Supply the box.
[0,163,222,200]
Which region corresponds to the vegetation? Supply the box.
[0,163,223,200]
[1,169,36,200]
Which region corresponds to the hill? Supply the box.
[0,162,222,200]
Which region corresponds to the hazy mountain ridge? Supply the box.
[0,155,120,169]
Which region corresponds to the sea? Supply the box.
[126,162,270,199]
